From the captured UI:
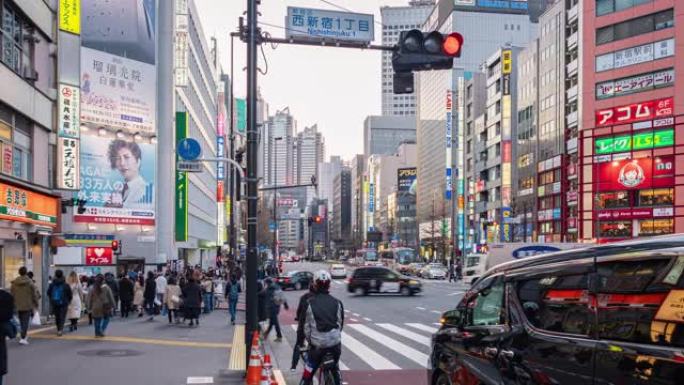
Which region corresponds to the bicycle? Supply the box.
[299,345,341,385]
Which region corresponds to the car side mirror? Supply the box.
[440,309,462,328]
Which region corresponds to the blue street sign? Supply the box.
[177,138,202,161]
[269,222,277,231]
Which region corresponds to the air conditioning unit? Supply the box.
[22,66,38,81]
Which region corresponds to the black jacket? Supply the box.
[295,291,316,345]
[47,278,73,308]
[0,289,12,376]
[105,276,119,299]
[181,281,202,308]
[298,292,344,348]
[257,282,268,322]
[143,280,156,301]
[118,277,134,302]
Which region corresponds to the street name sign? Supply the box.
[285,7,374,44]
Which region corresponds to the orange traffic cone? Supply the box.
[246,332,262,385]
[260,354,273,385]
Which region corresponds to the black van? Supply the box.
[347,266,421,296]
[428,236,684,385]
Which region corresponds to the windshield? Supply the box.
[396,249,416,264]
[466,256,481,268]
[364,251,378,261]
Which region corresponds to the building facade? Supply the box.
[363,115,416,161]
[380,0,435,117]
[580,0,679,242]
[332,168,352,249]
[264,107,295,187]
[349,154,365,248]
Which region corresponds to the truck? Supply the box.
[462,242,591,284]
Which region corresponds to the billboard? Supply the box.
[594,156,674,192]
[594,129,674,155]
[595,97,673,127]
[74,133,155,224]
[397,168,417,194]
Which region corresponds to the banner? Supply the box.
[74,133,155,224]
[57,137,80,190]
[59,0,81,35]
[595,97,673,127]
[85,247,113,265]
[175,112,189,241]
[594,156,674,192]
[0,182,58,227]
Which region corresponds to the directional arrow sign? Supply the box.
[177,138,202,161]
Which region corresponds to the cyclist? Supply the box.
[297,270,344,385]
[291,282,317,372]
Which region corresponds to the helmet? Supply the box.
[313,270,332,291]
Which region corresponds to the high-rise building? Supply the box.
[350,154,365,247]
[264,108,295,187]
[580,1,678,242]
[380,1,435,116]
[318,156,343,215]
[332,168,352,248]
[363,115,416,161]
[294,124,325,186]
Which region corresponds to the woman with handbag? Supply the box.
[0,288,15,385]
[86,274,115,337]
[165,276,182,324]
[66,271,84,332]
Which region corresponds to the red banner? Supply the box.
[595,97,673,127]
[85,247,113,265]
[594,156,674,191]
[597,208,653,220]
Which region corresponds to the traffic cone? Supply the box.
[246,332,262,385]
[260,354,273,385]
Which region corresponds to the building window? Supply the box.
[596,0,653,16]
[637,188,673,207]
[637,218,673,236]
[597,221,632,238]
[596,9,673,45]
[1,1,26,74]
[596,191,630,209]
[0,103,32,181]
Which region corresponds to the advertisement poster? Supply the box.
[57,137,80,190]
[74,133,155,225]
[594,156,674,192]
[397,168,417,194]
[595,97,673,127]
[85,246,113,265]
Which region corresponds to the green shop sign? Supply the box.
[175,112,189,242]
[594,129,674,155]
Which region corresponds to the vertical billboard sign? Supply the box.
[235,99,247,134]
[57,84,81,190]
[59,0,81,35]
[77,0,157,224]
[445,90,453,200]
[217,84,226,203]
[175,112,189,242]
[397,168,417,194]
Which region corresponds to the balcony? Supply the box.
[567,4,578,22]
[566,32,578,49]
[566,111,578,127]
[566,85,578,101]
[566,59,578,75]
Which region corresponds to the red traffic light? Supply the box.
[111,240,119,250]
[442,33,463,57]
[314,215,322,224]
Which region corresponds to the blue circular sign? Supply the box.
[178,138,202,161]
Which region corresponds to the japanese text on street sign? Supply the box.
[596,38,674,72]
[595,97,673,127]
[177,161,203,173]
[58,84,80,138]
[286,7,374,44]
[596,68,674,99]
[57,137,80,190]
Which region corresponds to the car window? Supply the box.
[597,256,684,347]
[516,272,593,335]
[386,271,398,280]
[466,278,505,326]
[354,269,369,278]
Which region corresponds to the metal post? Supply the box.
[229,34,236,259]
[245,0,259,362]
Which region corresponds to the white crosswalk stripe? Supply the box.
[405,323,439,334]
[341,331,400,370]
[348,324,429,368]
[289,325,350,371]
[376,323,431,346]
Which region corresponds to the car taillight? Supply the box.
[284,278,290,282]
[345,278,351,284]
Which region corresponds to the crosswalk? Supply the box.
[288,321,441,371]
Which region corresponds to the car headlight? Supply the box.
[409,280,420,286]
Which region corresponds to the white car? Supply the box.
[330,264,347,279]
[420,265,447,279]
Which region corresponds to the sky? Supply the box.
[195,0,411,161]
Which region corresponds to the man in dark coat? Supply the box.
[181,273,202,327]
[0,288,14,383]
[118,275,134,318]
[104,273,120,316]
[46,270,73,336]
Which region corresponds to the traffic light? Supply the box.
[392,30,464,73]
[314,215,322,224]
[111,240,121,255]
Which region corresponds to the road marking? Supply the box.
[447,291,465,296]
[350,318,358,322]
[433,323,442,326]
[273,369,287,385]
[344,310,350,313]
[405,323,439,334]
[416,307,426,310]
[27,326,55,335]
[348,324,428,367]
[339,361,350,371]
[229,324,246,370]
[340,331,399,370]
[30,333,232,349]
[430,310,441,314]
[352,313,360,317]
[187,377,213,384]
[362,317,372,322]
[376,324,431,346]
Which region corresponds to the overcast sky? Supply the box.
[195,0,411,161]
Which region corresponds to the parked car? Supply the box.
[275,270,313,290]
[420,264,447,279]
[407,262,425,276]
[329,264,347,279]
[347,266,421,296]
[428,235,684,385]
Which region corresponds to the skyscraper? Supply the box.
[264,108,295,187]
[380,1,435,117]
[294,124,325,186]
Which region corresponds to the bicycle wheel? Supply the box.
[323,369,337,385]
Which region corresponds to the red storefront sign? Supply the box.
[597,208,653,220]
[595,97,673,127]
[85,247,113,265]
[567,217,577,229]
[594,156,674,191]
[567,191,578,203]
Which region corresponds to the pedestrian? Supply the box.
[143,271,157,321]
[263,278,288,342]
[133,275,145,317]
[10,267,39,345]
[155,272,167,316]
[104,273,120,316]
[181,271,202,327]
[448,262,455,283]
[66,271,84,332]
[214,274,225,310]
[225,274,241,325]
[85,276,95,325]
[165,276,182,324]
[455,262,463,281]
[118,274,134,318]
[0,288,14,385]
[86,274,115,337]
[201,275,214,314]
[47,270,73,336]
[257,281,268,330]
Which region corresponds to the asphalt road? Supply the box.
[272,261,469,385]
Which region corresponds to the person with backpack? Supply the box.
[10,267,39,345]
[47,270,73,336]
[225,274,241,325]
[85,274,115,337]
[263,278,289,342]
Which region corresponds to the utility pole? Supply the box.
[228,34,236,259]
[272,137,283,261]
[245,0,259,358]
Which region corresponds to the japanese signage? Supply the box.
[476,0,528,10]
[595,97,673,127]
[74,133,156,225]
[502,50,512,74]
[59,0,80,35]
[596,69,674,100]
[85,247,113,265]
[0,182,58,227]
[64,233,114,246]
[397,168,417,193]
[445,90,453,200]
[594,129,674,155]
[175,112,189,242]
[217,86,226,203]
[369,183,375,213]
[174,0,189,87]
[597,208,654,220]
[57,137,80,190]
[235,99,246,134]
[58,84,80,138]
[1,143,12,175]
[286,7,374,44]
[594,156,674,191]
[596,38,674,72]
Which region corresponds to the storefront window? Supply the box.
[0,103,31,181]
[638,219,673,236]
[596,191,630,209]
[598,221,632,238]
[637,188,673,207]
